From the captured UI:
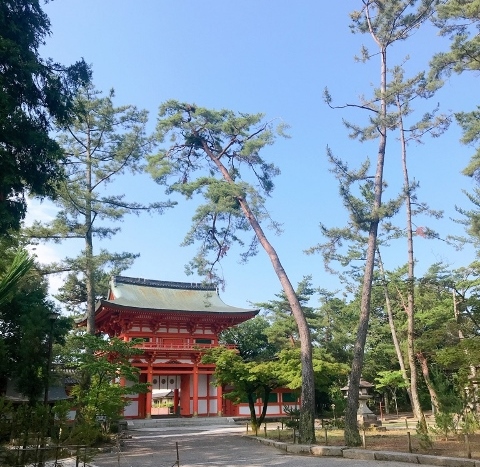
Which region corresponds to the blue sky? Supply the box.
[29,1,477,309]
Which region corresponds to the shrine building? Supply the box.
[88,275,258,418]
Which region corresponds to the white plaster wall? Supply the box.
[158,375,180,389]
[198,400,207,414]
[209,382,217,396]
[239,406,250,416]
[124,401,139,417]
[209,400,217,414]
[266,405,281,415]
[198,374,208,397]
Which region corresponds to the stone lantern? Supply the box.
[341,378,382,427]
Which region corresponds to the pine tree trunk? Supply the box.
[398,102,427,432]
[344,46,387,447]
[377,249,413,404]
[417,352,440,413]
[85,128,95,334]
[207,145,316,444]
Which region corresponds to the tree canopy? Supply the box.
[0,0,90,235]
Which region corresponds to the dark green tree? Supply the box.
[220,315,278,362]
[148,101,316,443]
[316,293,356,364]
[0,240,70,402]
[0,0,89,234]
[432,0,480,176]
[256,276,321,350]
[431,1,480,242]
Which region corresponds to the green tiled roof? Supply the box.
[101,276,257,314]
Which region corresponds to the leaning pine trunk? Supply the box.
[417,352,440,414]
[206,142,316,444]
[235,196,316,443]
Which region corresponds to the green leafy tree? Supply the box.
[202,347,284,431]
[148,101,316,443]
[375,370,408,416]
[26,85,172,332]
[276,347,349,414]
[0,0,90,234]
[63,333,148,434]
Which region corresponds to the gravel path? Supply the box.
[87,423,437,467]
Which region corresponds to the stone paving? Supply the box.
[83,418,451,467]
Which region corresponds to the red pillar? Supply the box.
[174,388,179,415]
[216,382,223,416]
[193,361,199,417]
[145,361,153,419]
[180,374,190,416]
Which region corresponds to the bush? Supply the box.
[283,406,300,430]
[432,412,457,440]
[460,412,479,435]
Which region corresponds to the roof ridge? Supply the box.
[113,275,217,291]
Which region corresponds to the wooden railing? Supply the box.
[133,342,236,351]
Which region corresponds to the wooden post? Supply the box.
[407,432,412,453]
[176,441,180,466]
[264,425,267,437]
[324,427,328,445]
[246,422,249,433]
[277,426,280,440]
[405,416,409,430]
[362,427,366,449]
[465,434,472,459]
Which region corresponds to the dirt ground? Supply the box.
[262,413,479,460]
